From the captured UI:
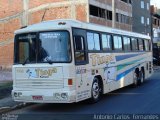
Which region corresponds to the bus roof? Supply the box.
[15,19,150,39]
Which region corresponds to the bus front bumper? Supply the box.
[12,89,76,103]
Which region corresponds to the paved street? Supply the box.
[1,68,160,120]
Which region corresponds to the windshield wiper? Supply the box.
[22,57,29,65]
[47,60,53,65]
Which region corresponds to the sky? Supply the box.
[150,0,160,8]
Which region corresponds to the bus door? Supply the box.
[73,28,90,102]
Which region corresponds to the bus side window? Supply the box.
[131,38,138,51]
[102,34,112,51]
[74,36,86,64]
[148,39,152,51]
[113,35,123,51]
[123,36,131,51]
[138,39,145,51]
[87,32,100,51]
[144,40,149,51]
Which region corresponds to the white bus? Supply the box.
[12,19,153,103]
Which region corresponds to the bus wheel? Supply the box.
[133,72,138,86]
[140,70,145,85]
[90,77,101,103]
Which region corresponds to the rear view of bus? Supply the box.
[12,20,76,103]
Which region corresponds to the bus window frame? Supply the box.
[138,38,145,52]
[101,32,113,52]
[73,35,88,65]
[112,34,124,52]
[14,30,72,64]
[131,37,139,52]
[72,27,89,65]
[144,39,151,52]
[38,30,72,63]
[14,32,38,65]
[86,31,101,52]
[122,35,132,52]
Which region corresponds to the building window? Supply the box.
[147,3,149,10]
[107,10,112,20]
[141,1,144,9]
[129,0,132,4]
[155,19,157,25]
[90,5,99,17]
[116,13,131,24]
[121,0,128,3]
[121,0,132,4]
[90,5,112,20]
[100,8,106,18]
[147,18,150,25]
[116,13,119,22]
[141,16,144,24]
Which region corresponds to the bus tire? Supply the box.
[90,77,101,103]
[140,70,145,85]
[133,72,139,86]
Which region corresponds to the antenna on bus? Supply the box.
[41,8,48,22]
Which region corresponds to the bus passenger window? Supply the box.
[123,37,131,51]
[139,39,145,51]
[113,35,123,51]
[102,34,112,51]
[74,36,86,63]
[131,38,138,51]
[87,32,100,50]
[144,40,149,51]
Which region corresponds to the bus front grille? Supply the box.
[15,79,64,89]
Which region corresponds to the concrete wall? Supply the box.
[89,0,132,31]
[132,0,151,35]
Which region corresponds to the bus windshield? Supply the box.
[14,31,71,64]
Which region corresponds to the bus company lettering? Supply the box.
[35,68,57,78]
[90,54,114,66]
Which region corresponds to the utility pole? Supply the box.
[22,0,29,27]
[112,0,116,28]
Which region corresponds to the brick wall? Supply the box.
[0,0,132,70]
[0,0,23,19]
[0,0,88,70]
[29,6,71,24]
[0,0,22,70]
[116,0,132,14]
[29,0,66,9]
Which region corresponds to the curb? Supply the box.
[0,103,29,114]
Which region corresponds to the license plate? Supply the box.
[32,96,43,100]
